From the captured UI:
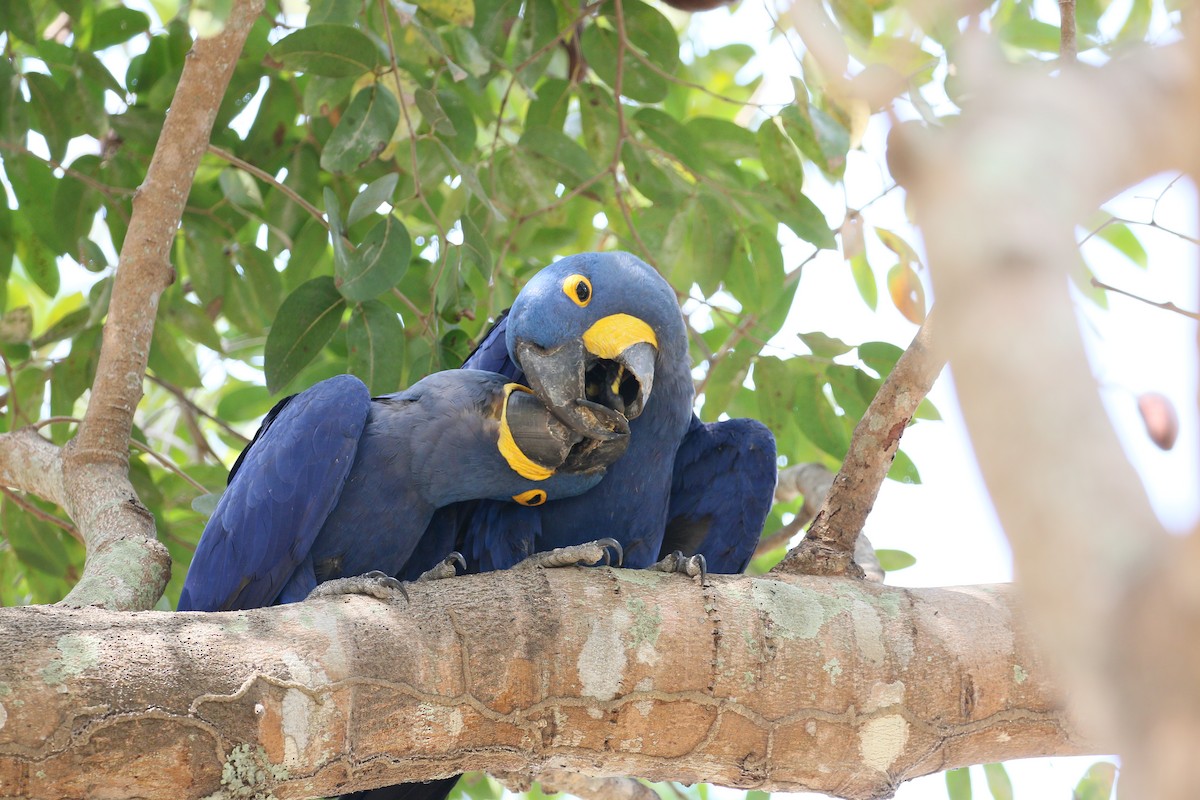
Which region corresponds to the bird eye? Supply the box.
[562,274,592,307]
[513,489,547,506]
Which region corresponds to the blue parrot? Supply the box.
[437,251,778,576]
[177,370,629,612]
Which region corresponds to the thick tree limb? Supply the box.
[0,569,1096,800]
[0,427,65,504]
[774,314,944,579]
[56,0,265,610]
[910,30,1200,796]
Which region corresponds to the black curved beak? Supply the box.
[505,388,629,474]
[514,335,657,440]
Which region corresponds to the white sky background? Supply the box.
[688,1,1198,797]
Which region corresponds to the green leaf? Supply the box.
[830,0,874,42]
[14,217,60,298]
[3,499,72,578]
[762,189,836,250]
[264,277,347,394]
[88,7,151,50]
[982,763,1012,800]
[1095,222,1148,269]
[334,214,412,302]
[1073,761,1117,800]
[582,25,669,104]
[622,143,680,204]
[218,168,263,208]
[795,373,848,458]
[758,119,805,192]
[321,84,400,174]
[859,341,904,377]
[24,73,69,162]
[875,549,916,572]
[347,173,399,228]
[348,300,405,393]
[267,24,381,77]
[216,383,275,422]
[510,0,558,84]
[799,331,853,358]
[1000,17,1064,52]
[149,321,203,388]
[888,448,921,484]
[781,104,849,178]
[945,767,972,800]
[520,127,602,189]
[414,0,475,27]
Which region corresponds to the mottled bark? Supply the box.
[0,570,1095,800]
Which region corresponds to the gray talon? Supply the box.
[308,570,409,602]
[595,537,623,567]
[416,551,468,583]
[515,538,625,570]
[651,551,707,585]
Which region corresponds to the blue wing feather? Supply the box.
[462,310,521,379]
[660,415,777,574]
[178,375,371,611]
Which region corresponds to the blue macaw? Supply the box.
[437,251,778,576]
[352,254,777,800]
[177,370,628,612]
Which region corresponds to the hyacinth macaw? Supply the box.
[348,253,778,800]
[177,370,628,612]
[436,251,778,577]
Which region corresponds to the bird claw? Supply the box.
[307,570,409,602]
[416,551,467,582]
[515,537,624,569]
[652,551,708,585]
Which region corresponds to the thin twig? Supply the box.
[0,486,84,544]
[1090,277,1200,321]
[1059,0,1077,62]
[207,144,328,231]
[128,439,210,495]
[147,374,251,445]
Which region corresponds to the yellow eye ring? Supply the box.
[513,489,547,506]
[562,274,592,307]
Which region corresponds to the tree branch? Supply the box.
[774,313,944,578]
[0,427,66,504]
[57,0,265,610]
[0,570,1097,800]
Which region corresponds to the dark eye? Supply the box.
[562,274,592,307]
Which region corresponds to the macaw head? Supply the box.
[506,252,683,442]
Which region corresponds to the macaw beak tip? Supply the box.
[515,335,655,441]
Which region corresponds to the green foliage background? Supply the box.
[0,0,1159,793]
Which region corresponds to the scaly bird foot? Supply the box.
[307,570,409,602]
[416,552,467,582]
[651,550,707,584]
[515,537,624,569]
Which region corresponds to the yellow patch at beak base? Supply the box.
[582,314,658,360]
[497,383,555,481]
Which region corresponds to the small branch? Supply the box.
[58,0,266,610]
[0,486,83,544]
[1090,277,1200,320]
[207,143,329,231]
[146,374,250,446]
[0,427,66,505]
[128,440,210,495]
[1059,0,1077,62]
[774,311,945,578]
